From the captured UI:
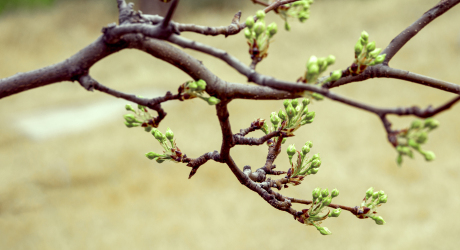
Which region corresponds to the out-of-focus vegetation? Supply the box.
[0,0,55,14]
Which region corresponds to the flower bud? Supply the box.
[312,187,321,199]
[283,99,291,109]
[396,154,403,165]
[245,16,254,29]
[312,93,324,100]
[321,188,329,197]
[253,22,265,37]
[144,127,152,132]
[284,21,291,31]
[310,168,319,174]
[317,226,332,235]
[146,151,162,160]
[411,119,422,129]
[331,188,339,198]
[256,10,266,20]
[366,41,376,52]
[361,30,369,42]
[267,22,277,37]
[379,194,388,204]
[304,111,316,120]
[366,187,374,199]
[270,112,280,126]
[311,153,320,160]
[308,64,319,75]
[326,55,336,65]
[415,131,428,144]
[206,96,220,105]
[372,192,379,199]
[188,81,198,90]
[287,144,296,157]
[124,114,136,123]
[125,104,136,112]
[302,98,310,106]
[422,151,436,161]
[311,159,321,168]
[354,41,363,57]
[301,145,310,155]
[153,130,164,141]
[281,138,287,144]
[278,109,287,121]
[373,216,386,225]
[302,106,309,115]
[244,28,252,39]
[407,139,420,150]
[291,99,299,108]
[196,79,207,91]
[424,118,439,130]
[330,208,341,217]
[322,196,332,206]
[330,70,342,81]
[369,48,382,58]
[124,121,139,128]
[307,55,318,68]
[374,54,386,64]
[286,104,296,119]
[165,127,174,140]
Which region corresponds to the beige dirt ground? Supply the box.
[1,0,460,249]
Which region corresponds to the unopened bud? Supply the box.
[254,22,265,37]
[301,145,310,155]
[322,196,332,206]
[287,144,296,157]
[310,168,319,174]
[311,159,321,168]
[196,79,207,91]
[330,70,342,81]
[422,151,436,161]
[256,10,266,20]
[411,119,423,129]
[373,216,386,225]
[366,41,376,52]
[278,109,287,121]
[330,208,341,217]
[355,41,363,57]
[312,187,321,200]
[416,131,428,144]
[317,226,332,235]
[331,188,339,198]
[270,112,281,126]
[304,111,316,120]
[267,22,277,37]
[146,152,162,160]
[302,98,310,106]
[286,104,296,118]
[165,127,174,140]
[245,16,254,29]
[321,188,329,197]
[206,96,220,105]
[124,114,136,123]
[188,81,197,90]
[379,194,388,204]
[369,48,382,58]
[291,99,299,108]
[374,54,386,64]
[361,31,369,42]
[125,104,136,112]
[326,55,336,65]
[424,118,439,130]
[366,187,374,199]
[244,28,252,39]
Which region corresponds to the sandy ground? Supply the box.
[1,0,460,249]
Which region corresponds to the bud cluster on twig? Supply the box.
[178,79,220,105]
[123,99,158,131]
[245,10,278,64]
[349,31,386,75]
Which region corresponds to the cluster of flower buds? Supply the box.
[285,141,321,186]
[395,118,439,164]
[298,187,340,235]
[177,79,220,105]
[354,187,387,225]
[244,10,278,62]
[275,0,313,30]
[123,100,157,132]
[349,31,386,75]
[145,127,187,164]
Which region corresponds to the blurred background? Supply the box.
[1,0,460,249]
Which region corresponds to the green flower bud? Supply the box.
[378,190,385,197]
[304,111,316,120]
[301,145,310,155]
[366,41,376,52]
[361,31,369,42]
[330,70,342,81]
[256,10,266,20]
[322,196,332,206]
[374,54,386,64]
[330,208,341,217]
[321,188,329,197]
[154,130,164,141]
[284,21,291,31]
[424,118,439,130]
[354,41,363,57]
[317,57,326,69]
[287,144,296,157]
[411,119,423,129]
[307,55,318,68]
[281,138,287,144]
[286,104,296,119]
[196,79,206,91]
[188,81,198,90]
[396,146,412,156]
[416,131,428,144]
[270,112,281,126]
[331,188,339,198]
[422,151,436,161]
[302,98,310,106]
[369,48,382,58]
[312,187,321,199]
[360,37,366,46]
[144,127,152,132]
[311,159,321,168]
[317,226,332,235]
[310,168,319,175]
[267,22,277,37]
[379,194,388,204]
[124,114,136,123]
[312,93,324,100]
[156,158,165,163]
[302,106,309,115]
[244,28,252,39]
[373,216,386,225]
[305,141,313,148]
[372,192,379,199]
[298,11,309,22]
[245,16,254,29]
[206,96,220,105]
[407,139,420,150]
[326,55,336,65]
[146,151,162,160]
[311,153,320,160]
[283,99,291,109]
[366,187,374,199]
[396,154,403,165]
[165,127,174,140]
[308,64,319,75]
[254,22,265,37]
[278,109,287,121]
[291,99,299,108]
[125,104,136,112]
[124,121,139,128]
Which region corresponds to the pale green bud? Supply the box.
[424,118,439,130]
[124,114,136,123]
[291,99,299,108]
[125,104,136,112]
[397,146,412,156]
[379,194,388,204]
[146,152,162,160]
[331,188,339,198]
[278,109,287,121]
[396,154,403,165]
[156,158,165,163]
[317,57,326,69]
[311,153,320,160]
[267,22,277,37]
[206,96,220,105]
[256,10,266,20]
[244,28,252,39]
[416,131,428,144]
[196,79,206,91]
[361,31,369,42]
[165,127,174,140]
[254,22,265,37]
[302,98,310,106]
[330,70,342,81]
[311,159,321,168]
[411,119,423,129]
[355,41,363,57]
[330,208,341,217]
[301,145,310,155]
[372,192,379,199]
[245,16,254,29]
[369,48,382,58]
[378,190,385,197]
[124,121,139,128]
[374,54,386,64]
[283,99,291,109]
[270,112,280,126]
[284,21,290,31]
[154,130,164,141]
[422,151,436,161]
[366,187,374,199]
[281,138,287,144]
[286,104,296,118]
[304,111,316,120]
[310,168,319,174]
[307,55,318,67]
[326,55,336,65]
[308,64,319,75]
[373,216,386,225]
[188,81,198,90]
[144,127,152,132]
[366,41,376,52]
[287,144,296,157]
[312,187,321,199]
[407,139,420,150]
[321,188,329,197]
[298,11,309,22]
[322,196,332,206]
[302,106,309,115]
[305,141,313,148]
[317,227,332,235]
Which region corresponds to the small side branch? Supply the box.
[187,150,221,179]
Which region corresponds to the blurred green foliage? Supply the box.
[0,0,55,15]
